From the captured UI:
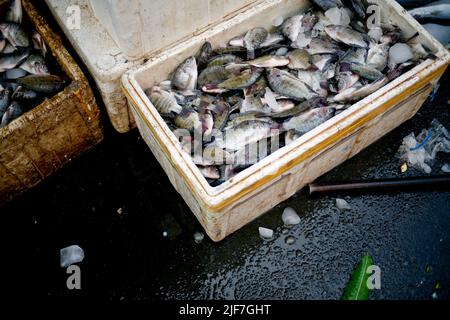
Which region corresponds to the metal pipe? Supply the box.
[308,175,450,196]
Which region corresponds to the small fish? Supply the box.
[2,42,16,53]
[332,76,388,102]
[198,65,234,87]
[174,108,201,131]
[325,25,367,48]
[1,101,24,128]
[408,0,450,21]
[16,74,65,93]
[312,0,344,11]
[229,35,245,47]
[0,48,30,72]
[282,14,305,42]
[306,36,341,55]
[199,166,220,180]
[213,46,247,55]
[200,146,234,165]
[260,33,285,47]
[207,98,230,131]
[5,0,22,24]
[201,109,214,136]
[340,48,367,65]
[214,120,280,151]
[0,88,11,117]
[311,53,336,71]
[285,129,302,145]
[346,62,384,81]
[337,71,360,92]
[11,86,37,101]
[239,94,271,114]
[282,107,335,133]
[226,111,271,128]
[366,42,390,71]
[287,49,311,70]
[202,67,263,93]
[172,56,198,91]
[267,68,318,101]
[32,31,47,57]
[244,27,268,60]
[19,53,49,75]
[349,0,366,20]
[297,69,328,97]
[244,76,268,97]
[197,42,212,68]
[0,22,29,47]
[146,86,183,114]
[207,54,242,67]
[245,55,290,68]
[271,97,326,118]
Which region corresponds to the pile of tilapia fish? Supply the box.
[145,0,431,186]
[0,0,66,129]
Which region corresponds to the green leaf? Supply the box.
[341,253,373,300]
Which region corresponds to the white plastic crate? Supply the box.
[122,0,450,241]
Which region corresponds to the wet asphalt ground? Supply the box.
[3,2,450,301]
[4,69,449,300]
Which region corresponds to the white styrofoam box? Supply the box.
[44,0,260,132]
[122,0,450,241]
[88,0,258,60]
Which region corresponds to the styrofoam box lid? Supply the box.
[89,0,260,60]
[45,0,261,83]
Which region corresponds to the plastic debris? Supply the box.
[398,119,450,173]
[60,245,84,268]
[336,198,352,211]
[442,163,450,173]
[282,207,301,225]
[194,232,205,243]
[258,227,274,240]
[389,43,413,64]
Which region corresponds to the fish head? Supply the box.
[181,56,197,73]
[316,106,336,119]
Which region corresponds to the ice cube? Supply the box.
[389,43,413,65]
[264,88,280,112]
[6,68,27,80]
[60,245,84,268]
[272,16,284,27]
[325,7,350,26]
[442,163,450,173]
[368,27,383,42]
[276,47,289,56]
[282,207,301,225]
[194,232,205,243]
[336,198,352,211]
[259,227,274,240]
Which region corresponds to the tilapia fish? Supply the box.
[0,0,67,129]
[153,0,429,185]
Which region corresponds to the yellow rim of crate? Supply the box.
[123,60,448,213]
